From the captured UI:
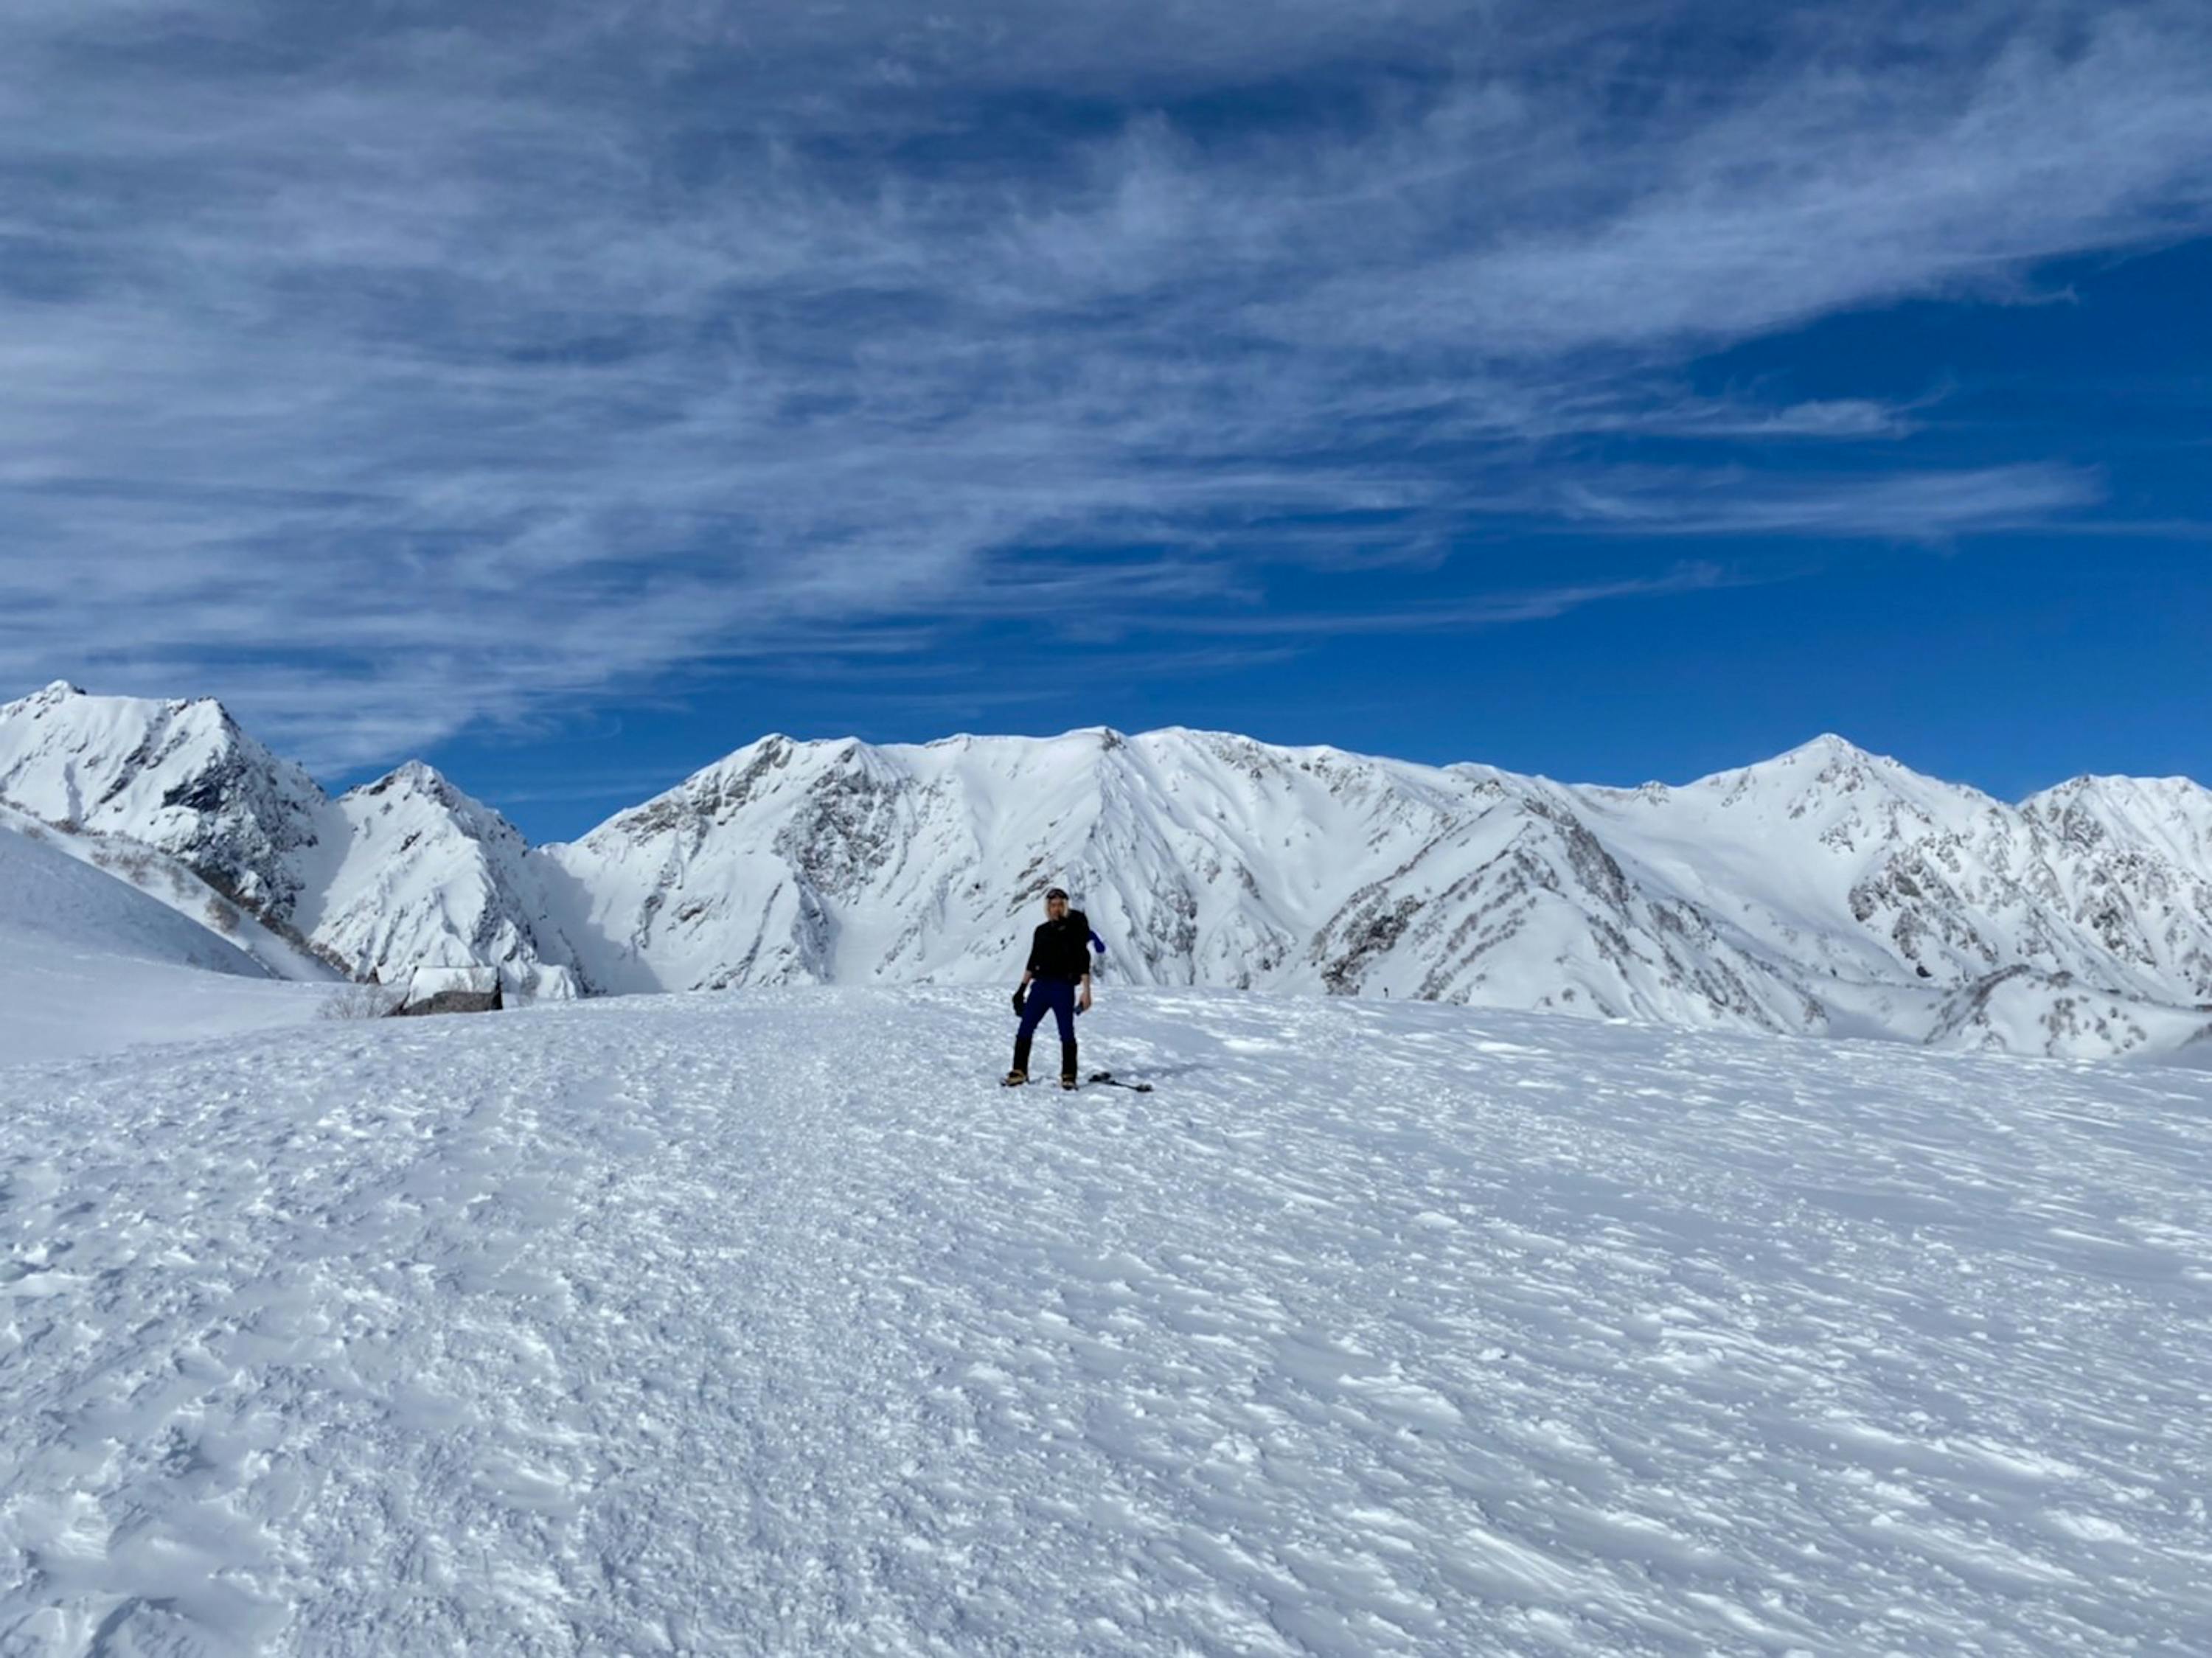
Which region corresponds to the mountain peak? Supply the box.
[1775,733,1880,765]
[1671,733,1888,793]
[340,763,529,852]
[346,759,453,800]
[3,680,88,717]
[1724,734,1921,787]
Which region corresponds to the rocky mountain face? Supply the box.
[0,681,324,918]
[309,760,590,1000]
[4,682,2208,1060]
[0,684,585,997]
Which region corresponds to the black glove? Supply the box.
[1012,985,1027,1015]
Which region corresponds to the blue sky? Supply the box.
[2,1,2208,841]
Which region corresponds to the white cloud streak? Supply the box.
[0,1,2206,764]
[1555,464,2107,538]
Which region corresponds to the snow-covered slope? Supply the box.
[548,726,2212,1056]
[0,684,582,999]
[4,988,2209,1651]
[0,816,325,1063]
[0,680,324,916]
[0,815,268,977]
[5,683,2209,1057]
[2020,773,2212,996]
[0,801,338,983]
[307,762,585,1000]
[1574,737,2212,1054]
[543,728,1823,1035]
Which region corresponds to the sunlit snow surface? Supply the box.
[4,988,2209,1654]
[0,821,326,1065]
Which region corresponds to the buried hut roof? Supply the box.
[398,963,503,1014]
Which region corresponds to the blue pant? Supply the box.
[1013,978,1078,1076]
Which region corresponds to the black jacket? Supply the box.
[1026,911,1094,981]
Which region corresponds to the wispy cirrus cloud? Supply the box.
[1556,464,2107,539]
[1,1,2208,766]
[1145,562,1742,638]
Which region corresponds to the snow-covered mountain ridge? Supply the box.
[0,683,585,1000]
[4,680,2208,1059]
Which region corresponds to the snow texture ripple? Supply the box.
[4,989,2209,1654]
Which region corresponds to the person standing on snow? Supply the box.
[1005,886,1093,1089]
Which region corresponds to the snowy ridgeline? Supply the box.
[4,986,2210,1653]
[4,680,2212,1060]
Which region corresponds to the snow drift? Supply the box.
[0,815,324,1063]
[3,988,2208,1651]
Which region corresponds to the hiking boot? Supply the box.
[1060,1075,1078,1090]
[1002,1070,1029,1087]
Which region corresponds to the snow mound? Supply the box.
[0,816,268,975]
[4,988,2209,1651]
[0,820,326,1065]
[0,801,338,983]
[1924,964,2212,1059]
